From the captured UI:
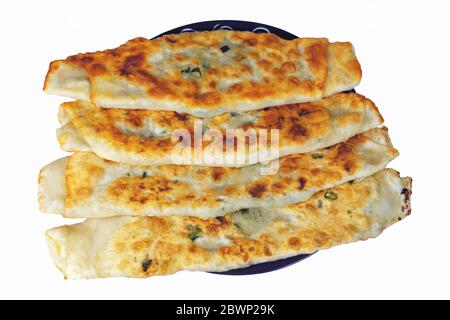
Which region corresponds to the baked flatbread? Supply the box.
[57,93,382,166]
[44,31,361,117]
[38,128,398,219]
[45,169,411,279]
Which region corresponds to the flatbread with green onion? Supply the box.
[45,169,411,279]
[38,128,398,219]
[57,93,382,166]
[44,31,361,117]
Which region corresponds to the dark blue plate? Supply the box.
[154,20,297,40]
[153,20,314,275]
[211,252,316,276]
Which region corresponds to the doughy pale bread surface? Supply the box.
[44,31,361,117]
[38,128,399,219]
[57,93,382,166]
[45,169,412,279]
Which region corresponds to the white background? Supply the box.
[0,0,449,299]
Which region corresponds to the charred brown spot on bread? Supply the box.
[344,160,353,173]
[248,183,267,198]
[219,246,231,256]
[156,139,170,148]
[106,48,121,57]
[211,168,225,182]
[67,55,79,63]
[149,83,175,97]
[401,187,411,202]
[401,186,412,216]
[290,123,307,138]
[206,223,219,233]
[139,197,148,204]
[131,239,152,252]
[263,33,281,45]
[289,237,301,248]
[262,113,283,130]
[313,231,329,246]
[90,63,107,75]
[158,184,171,192]
[242,82,275,99]
[257,59,272,71]
[335,142,353,159]
[244,37,258,46]
[242,252,250,262]
[302,79,316,91]
[106,175,176,208]
[137,69,158,83]
[174,112,188,122]
[264,246,272,256]
[164,36,177,44]
[288,76,301,87]
[208,80,217,89]
[129,196,139,202]
[124,111,143,127]
[271,182,283,192]
[195,92,221,105]
[215,216,227,225]
[305,43,327,70]
[272,68,284,79]
[120,53,146,76]
[281,62,296,73]
[125,54,145,67]
[226,83,243,94]
[298,177,307,190]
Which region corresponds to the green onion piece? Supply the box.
[317,199,323,208]
[324,191,338,200]
[220,45,230,53]
[190,67,202,76]
[311,153,324,159]
[142,259,152,272]
[239,208,250,214]
[187,225,202,241]
[181,66,191,73]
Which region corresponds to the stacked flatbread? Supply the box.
[39,30,411,279]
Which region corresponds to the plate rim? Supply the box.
[153,19,298,40]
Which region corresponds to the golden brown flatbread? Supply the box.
[57,93,382,166]
[46,169,412,279]
[44,31,361,117]
[38,128,398,218]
